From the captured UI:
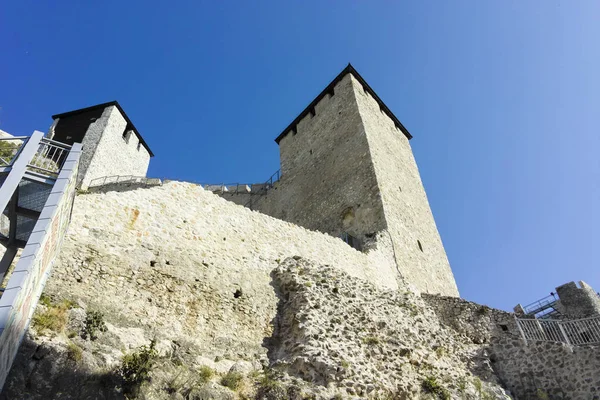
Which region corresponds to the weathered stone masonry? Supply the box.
[226,65,458,297]
[555,280,600,319]
[424,291,600,400]
[48,101,153,190]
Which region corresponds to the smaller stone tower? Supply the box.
[555,281,600,319]
[48,101,153,189]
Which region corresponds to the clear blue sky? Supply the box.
[1,1,598,311]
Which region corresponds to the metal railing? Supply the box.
[265,169,281,189]
[203,183,252,194]
[516,316,600,346]
[203,169,281,195]
[523,294,559,315]
[88,175,163,188]
[27,138,71,176]
[0,137,27,168]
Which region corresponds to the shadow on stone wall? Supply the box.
[0,334,124,400]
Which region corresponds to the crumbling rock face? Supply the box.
[2,255,514,399]
[421,294,516,345]
[266,258,512,399]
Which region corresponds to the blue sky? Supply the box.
[1,1,598,311]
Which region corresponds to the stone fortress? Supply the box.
[0,64,599,399]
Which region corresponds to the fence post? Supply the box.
[514,316,528,346]
[558,321,572,347]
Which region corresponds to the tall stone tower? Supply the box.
[253,64,458,296]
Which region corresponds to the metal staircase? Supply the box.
[522,294,561,319]
[0,131,72,283]
[0,131,82,390]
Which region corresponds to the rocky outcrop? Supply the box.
[266,258,511,399]
[3,257,514,399]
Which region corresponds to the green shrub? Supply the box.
[39,293,52,307]
[434,346,446,358]
[422,376,450,400]
[0,140,19,165]
[255,373,285,399]
[536,389,549,400]
[474,377,483,396]
[32,299,74,333]
[118,339,158,394]
[220,371,243,391]
[198,365,215,384]
[66,341,83,363]
[363,336,380,346]
[458,377,467,399]
[83,310,107,340]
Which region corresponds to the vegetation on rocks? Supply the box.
[118,339,158,395]
[82,310,107,340]
[421,376,450,400]
[220,371,244,391]
[31,297,76,334]
[66,341,83,363]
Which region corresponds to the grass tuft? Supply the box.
[198,365,215,384]
[363,336,380,346]
[422,376,450,400]
[66,341,83,363]
[32,299,75,333]
[220,371,243,391]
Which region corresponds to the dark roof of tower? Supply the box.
[275,64,412,144]
[52,101,154,156]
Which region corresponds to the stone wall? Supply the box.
[0,144,81,388]
[422,293,518,344]
[555,281,600,318]
[77,106,151,190]
[490,338,600,400]
[423,291,600,399]
[35,182,400,360]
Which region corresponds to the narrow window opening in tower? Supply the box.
[341,232,362,251]
[122,130,131,144]
[417,240,423,252]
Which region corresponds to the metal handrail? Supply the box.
[202,169,282,196]
[522,294,559,316]
[88,175,162,188]
[0,137,28,168]
[26,138,72,176]
[516,316,600,346]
